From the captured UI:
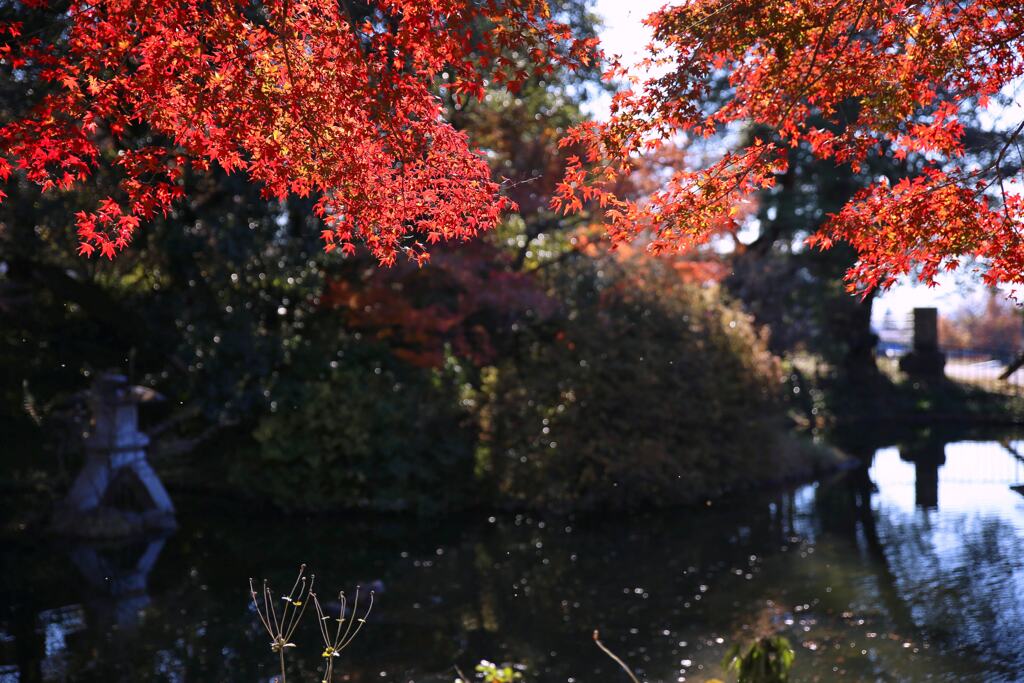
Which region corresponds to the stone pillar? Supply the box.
[899,307,946,378]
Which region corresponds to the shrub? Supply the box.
[242,341,476,513]
[473,253,786,511]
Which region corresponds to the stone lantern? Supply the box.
[54,371,175,537]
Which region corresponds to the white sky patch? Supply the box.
[873,274,1001,328]
[594,0,662,69]
[587,0,664,121]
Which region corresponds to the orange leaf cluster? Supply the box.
[553,0,1024,292]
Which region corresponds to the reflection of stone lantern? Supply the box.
[53,372,176,537]
[69,536,167,630]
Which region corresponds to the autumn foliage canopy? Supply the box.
[3,1,1024,291]
[0,0,594,262]
[554,0,1024,292]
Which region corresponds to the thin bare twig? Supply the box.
[593,630,641,683]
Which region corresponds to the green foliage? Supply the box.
[473,660,523,683]
[0,169,332,424]
[244,343,476,513]
[723,636,795,683]
[473,253,786,511]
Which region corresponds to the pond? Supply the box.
[3,427,1024,682]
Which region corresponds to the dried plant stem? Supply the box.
[250,565,315,683]
[593,630,641,683]
[313,586,375,682]
[248,566,374,683]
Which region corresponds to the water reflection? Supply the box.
[69,536,167,630]
[896,431,947,509]
[2,428,1024,682]
[36,605,86,682]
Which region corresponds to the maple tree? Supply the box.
[0,0,595,262]
[322,242,556,367]
[554,0,1024,293]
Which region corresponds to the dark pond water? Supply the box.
[4,428,1024,682]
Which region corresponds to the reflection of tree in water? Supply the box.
[806,428,1024,679]
[5,436,1024,683]
[811,463,920,636]
[375,502,801,682]
[871,507,1024,676]
[4,500,804,682]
